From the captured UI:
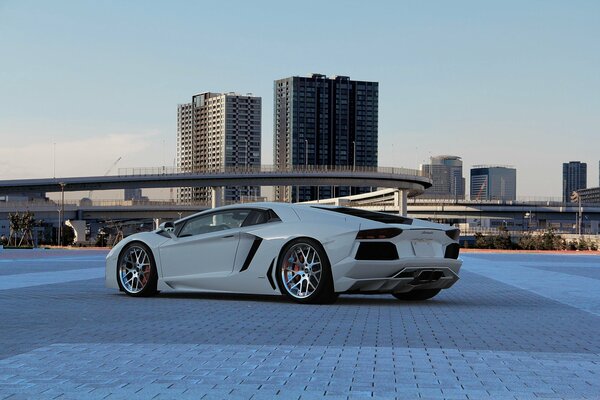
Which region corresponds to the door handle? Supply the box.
[222,235,235,239]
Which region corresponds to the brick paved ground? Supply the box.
[0,249,599,399]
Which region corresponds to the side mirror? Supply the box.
[158,221,176,239]
[159,221,175,232]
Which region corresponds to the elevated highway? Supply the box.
[0,165,431,195]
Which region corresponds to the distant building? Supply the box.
[575,187,600,204]
[470,166,517,201]
[0,193,46,202]
[273,74,378,202]
[177,92,261,203]
[420,155,465,199]
[124,188,142,201]
[562,161,587,203]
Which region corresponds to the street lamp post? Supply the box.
[59,182,66,246]
[304,139,308,167]
[243,138,249,201]
[57,208,61,246]
[571,191,582,235]
[352,140,356,171]
[301,139,308,201]
[524,211,535,232]
[577,196,583,236]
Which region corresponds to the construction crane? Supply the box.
[88,157,122,198]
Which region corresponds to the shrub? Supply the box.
[493,231,513,249]
[518,229,566,251]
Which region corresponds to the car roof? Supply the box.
[174,202,290,223]
[175,202,413,226]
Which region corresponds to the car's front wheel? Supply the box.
[117,242,158,297]
[276,238,337,304]
[393,288,441,301]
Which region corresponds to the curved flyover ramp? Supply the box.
[0,166,432,197]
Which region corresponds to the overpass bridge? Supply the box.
[0,165,431,209]
[2,191,599,244]
[307,188,600,234]
[2,171,599,243]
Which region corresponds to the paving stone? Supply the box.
[0,251,599,400]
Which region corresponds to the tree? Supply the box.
[61,224,75,247]
[7,211,36,247]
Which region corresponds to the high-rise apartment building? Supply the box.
[470,166,517,201]
[274,74,378,202]
[562,161,587,203]
[177,92,261,203]
[420,155,465,199]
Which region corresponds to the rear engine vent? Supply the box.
[314,206,413,225]
[444,243,460,259]
[355,242,399,260]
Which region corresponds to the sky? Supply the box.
[0,0,598,199]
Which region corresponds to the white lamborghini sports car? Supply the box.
[106,202,462,304]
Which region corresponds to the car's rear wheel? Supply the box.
[276,238,337,304]
[393,288,441,301]
[117,243,158,297]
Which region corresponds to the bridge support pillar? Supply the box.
[211,187,222,208]
[394,189,408,217]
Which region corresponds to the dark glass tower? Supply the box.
[470,166,517,201]
[273,74,378,202]
[562,161,587,203]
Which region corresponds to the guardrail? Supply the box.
[2,197,599,209]
[409,197,600,207]
[117,165,427,178]
[0,198,280,209]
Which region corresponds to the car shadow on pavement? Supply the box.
[150,291,464,306]
[155,291,290,303]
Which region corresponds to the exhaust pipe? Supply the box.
[410,270,443,285]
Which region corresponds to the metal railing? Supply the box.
[117,165,427,178]
[409,196,600,207]
[0,198,282,209]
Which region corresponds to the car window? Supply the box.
[242,209,282,227]
[178,209,251,237]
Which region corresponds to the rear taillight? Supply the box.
[445,229,460,241]
[445,243,460,259]
[356,228,402,240]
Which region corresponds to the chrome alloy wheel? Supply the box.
[281,243,322,299]
[118,245,152,294]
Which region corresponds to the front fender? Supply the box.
[105,232,170,289]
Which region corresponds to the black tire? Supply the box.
[393,288,441,301]
[275,238,337,304]
[116,242,158,297]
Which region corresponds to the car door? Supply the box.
[158,209,252,286]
